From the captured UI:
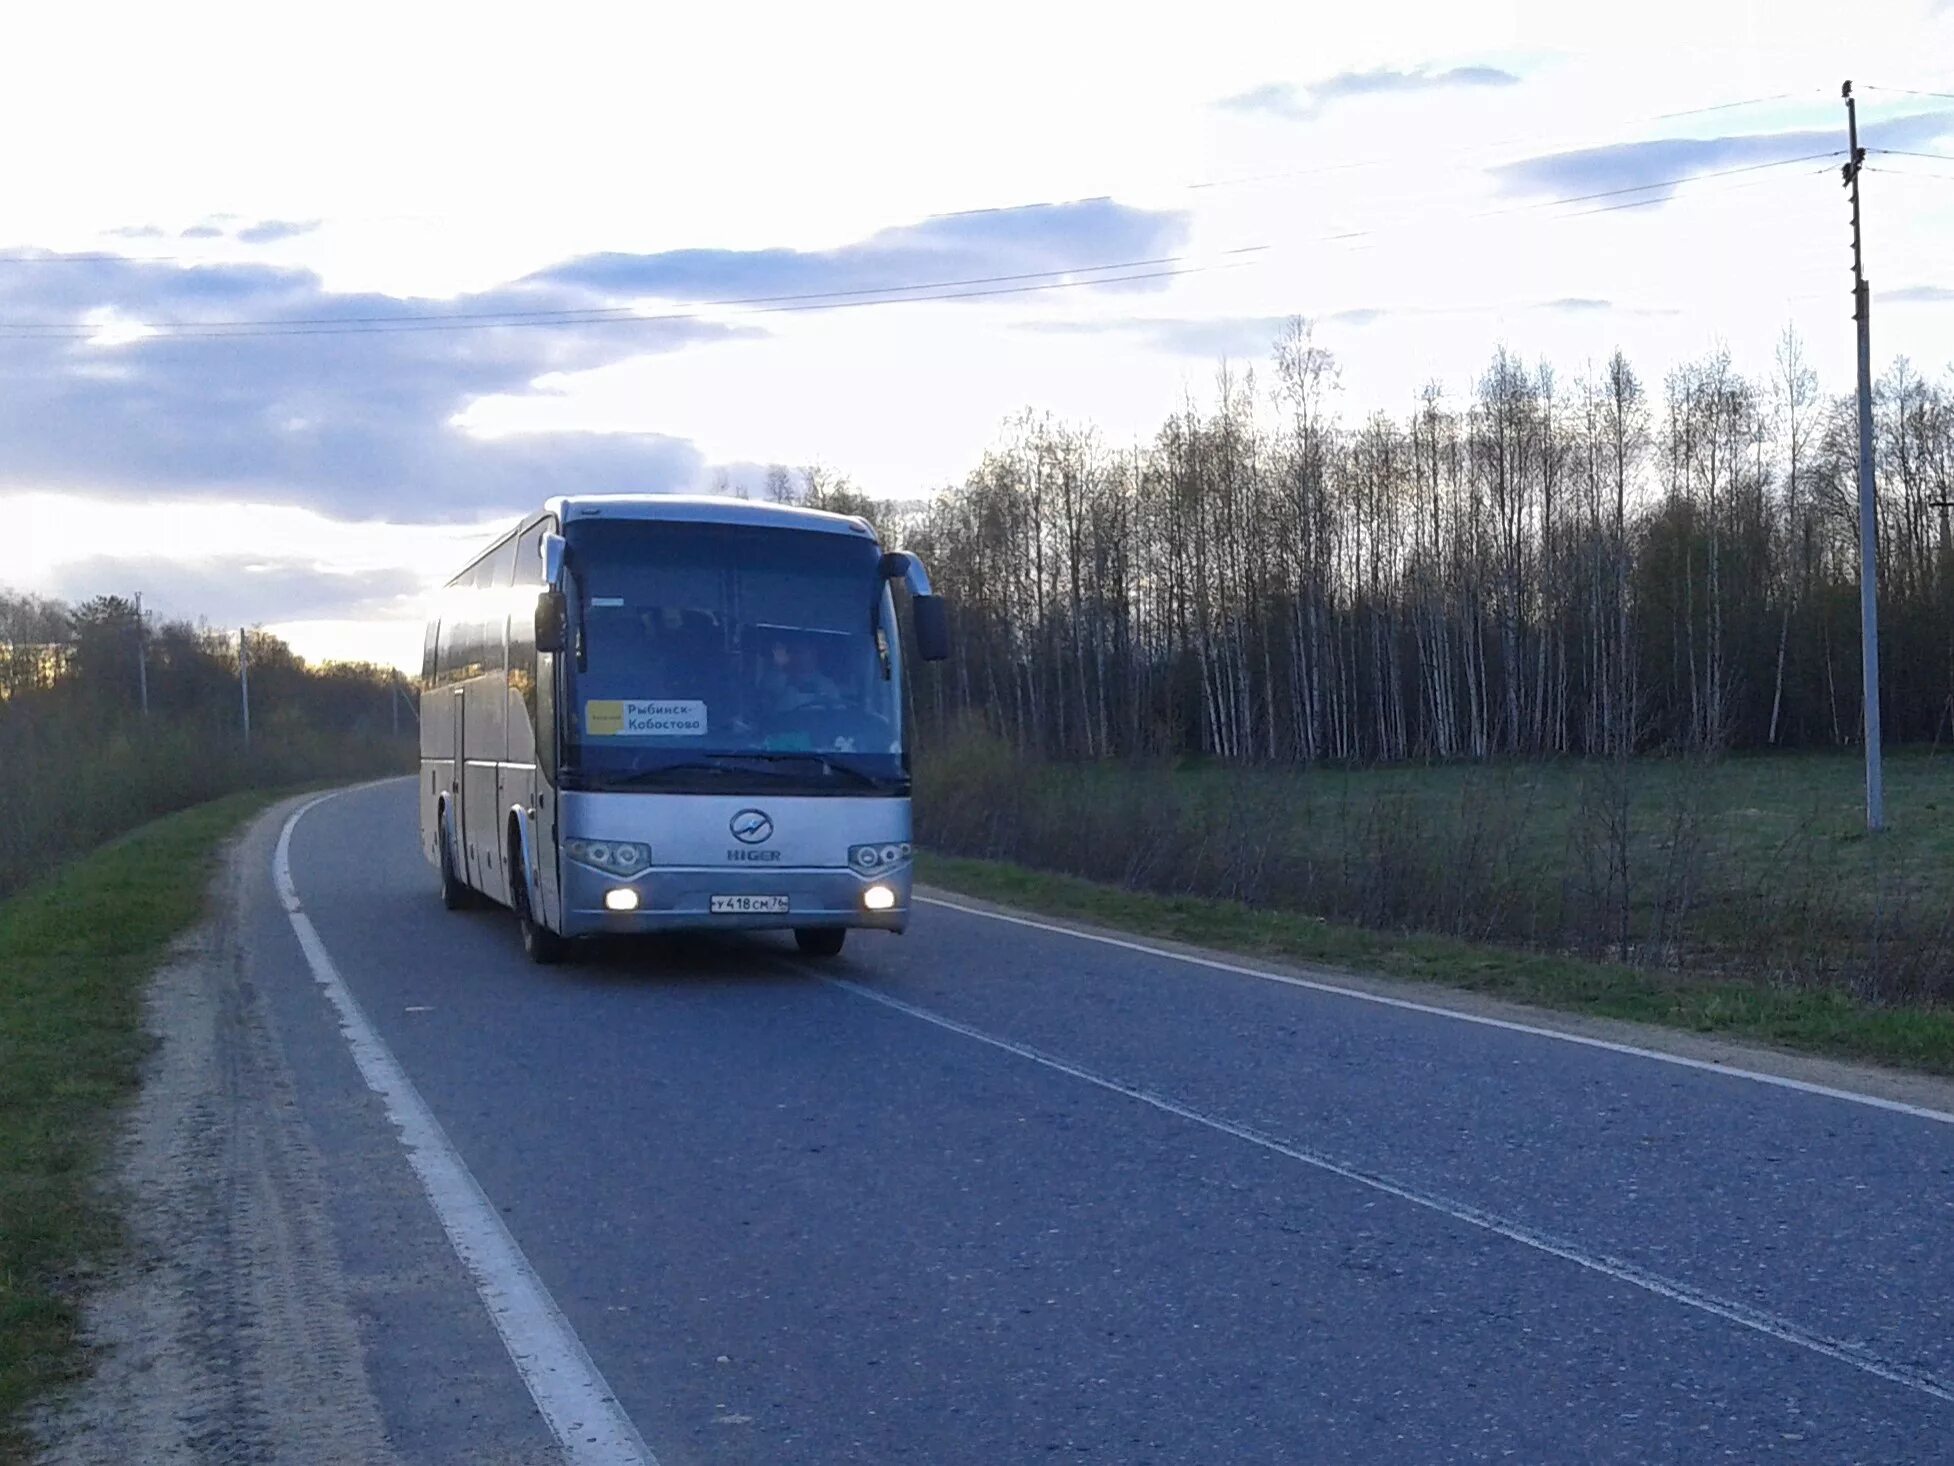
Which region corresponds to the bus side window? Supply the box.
[465,557,499,680]
[515,521,548,585]
[437,601,465,685]
[487,535,518,590]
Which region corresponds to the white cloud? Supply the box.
[10,491,508,668]
[1220,65,1521,122]
[3,0,1952,663]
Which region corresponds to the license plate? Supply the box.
[710,895,789,914]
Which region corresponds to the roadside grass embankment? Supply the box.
[0,708,410,902]
[916,737,1954,1074]
[0,793,288,1454]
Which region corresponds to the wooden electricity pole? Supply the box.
[239,627,252,749]
[134,592,148,716]
[1843,80,1884,832]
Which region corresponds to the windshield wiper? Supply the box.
[601,759,794,788]
[600,754,887,790]
[709,751,887,788]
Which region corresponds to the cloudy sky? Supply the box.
[6,0,1951,669]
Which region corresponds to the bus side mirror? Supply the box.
[541,532,567,588]
[912,594,950,662]
[535,589,568,654]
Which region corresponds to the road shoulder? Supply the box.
[35,792,394,1464]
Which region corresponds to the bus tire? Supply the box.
[510,835,567,965]
[794,928,846,958]
[439,812,475,911]
[519,903,568,965]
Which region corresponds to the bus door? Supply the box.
[451,686,469,883]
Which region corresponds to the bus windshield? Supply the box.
[561,518,905,794]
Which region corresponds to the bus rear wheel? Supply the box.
[439,815,475,911]
[794,928,846,958]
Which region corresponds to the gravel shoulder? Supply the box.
[34,802,395,1465]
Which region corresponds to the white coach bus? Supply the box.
[419,495,950,963]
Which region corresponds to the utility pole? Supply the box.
[239,627,252,749]
[394,673,421,729]
[1844,80,1884,832]
[134,592,149,716]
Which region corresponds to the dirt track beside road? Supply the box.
[36,823,395,1465]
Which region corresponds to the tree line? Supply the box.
[0,592,410,733]
[880,322,1954,763]
[0,591,410,894]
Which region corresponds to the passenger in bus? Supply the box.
[654,608,719,684]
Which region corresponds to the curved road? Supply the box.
[244,778,1954,1463]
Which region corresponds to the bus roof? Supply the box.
[548,494,878,540]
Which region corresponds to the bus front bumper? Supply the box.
[558,861,911,939]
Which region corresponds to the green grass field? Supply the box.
[917,743,1954,1004]
[1067,747,1954,908]
[0,791,276,1456]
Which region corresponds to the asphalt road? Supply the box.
[247,777,1954,1464]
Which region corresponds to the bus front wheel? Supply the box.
[509,838,567,965]
[794,928,846,958]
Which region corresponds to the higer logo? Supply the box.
[730,809,774,844]
[727,848,782,862]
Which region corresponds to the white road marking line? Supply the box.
[829,976,1954,1405]
[917,893,1954,1127]
[275,793,657,1466]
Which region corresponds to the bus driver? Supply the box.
[759,638,841,714]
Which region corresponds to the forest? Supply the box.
[869,323,1954,765]
[773,326,1954,998]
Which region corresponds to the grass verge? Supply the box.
[0,789,278,1456]
[915,740,1954,1004]
[921,854,1954,1078]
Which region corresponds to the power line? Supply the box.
[0,144,1855,342]
[0,150,1842,341]
[1194,148,1842,257]
[0,154,1816,340]
[0,260,1264,340]
[1189,85,1832,194]
[1863,84,1954,103]
[1316,154,1836,246]
[1872,148,1954,163]
[1870,165,1954,184]
[1652,89,1817,119]
[1550,161,1840,219]
[1483,149,1841,214]
[0,250,1231,331]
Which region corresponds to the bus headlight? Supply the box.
[604,887,640,912]
[566,839,653,875]
[850,842,912,873]
[862,883,897,912]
